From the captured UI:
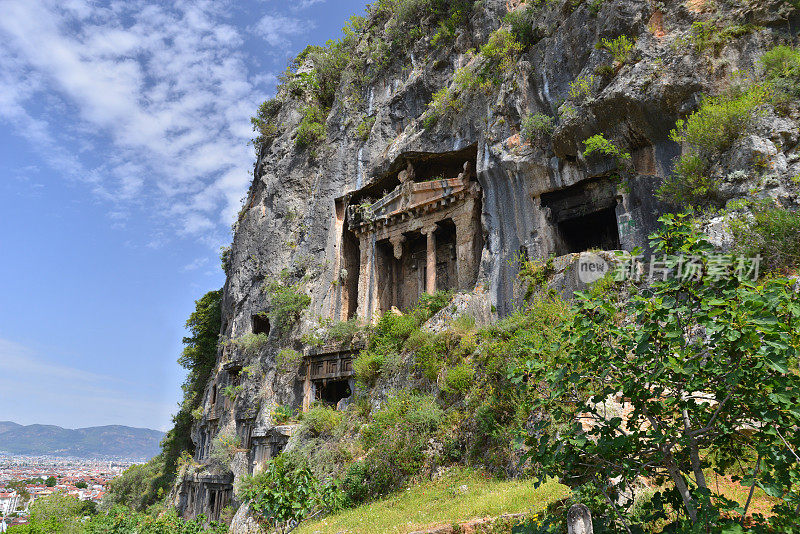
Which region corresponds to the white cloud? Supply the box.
[253,13,310,48]
[182,256,210,272]
[0,0,274,243]
[296,0,326,9]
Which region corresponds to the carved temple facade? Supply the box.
[332,152,484,323]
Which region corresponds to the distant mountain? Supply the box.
[0,421,164,460]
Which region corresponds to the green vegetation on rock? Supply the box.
[658,85,768,208]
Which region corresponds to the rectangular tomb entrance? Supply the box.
[541,179,620,255]
[299,343,360,412]
[340,148,483,319]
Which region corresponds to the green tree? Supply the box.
[526,213,800,531]
[44,477,56,487]
[9,494,84,533]
[75,481,87,489]
[237,455,335,534]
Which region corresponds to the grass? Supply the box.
[296,469,567,534]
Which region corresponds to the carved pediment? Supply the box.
[348,161,479,233]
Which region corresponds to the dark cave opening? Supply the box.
[252,314,270,336]
[315,379,351,407]
[557,206,620,254]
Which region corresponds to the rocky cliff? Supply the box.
[170,0,799,528]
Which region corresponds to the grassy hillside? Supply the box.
[296,469,567,534]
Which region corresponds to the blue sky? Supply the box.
[0,0,369,432]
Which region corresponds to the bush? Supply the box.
[225,332,269,357]
[521,112,554,143]
[343,391,444,503]
[568,75,594,103]
[687,21,759,56]
[301,405,344,436]
[503,4,544,48]
[442,362,475,395]
[761,45,800,80]
[295,105,326,149]
[353,349,387,384]
[657,153,721,208]
[477,28,523,84]
[237,455,336,533]
[582,133,630,162]
[429,0,477,48]
[659,85,767,208]
[730,201,800,274]
[209,431,241,468]
[272,404,295,424]
[353,289,452,400]
[355,116,375,140]
[276,348,303,373]
[222,384,242,401]
[761,45,800,109]
[250,98,281,148]
[326,317,365,344]
[266,280,311,331]
[425,85,463,128]
[598,35,635,63]
[669,85,767,157]
[405,329,443,381]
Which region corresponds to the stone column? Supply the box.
[423,225,437,294]
[453,199,478,290]
[356,234,373,319]
[302,372,312,413]
[389,235,405,308]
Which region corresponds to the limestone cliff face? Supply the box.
[172,0,799,526]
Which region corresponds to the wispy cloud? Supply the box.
[0,0,273,244]
[0,338,114,384]
[295,0,326,9]
[253,13,312,48]
[182,256,210,272]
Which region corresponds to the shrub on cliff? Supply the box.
[353,291,452,383]
[341,391,443,504]
[250,98,281,149]
[504,3,544,48]
[598,35,636,64]
[477,27,523,85]
[294,105,326,151]
[301,404,345,437]
[658,85,768,208]
[265,278,311,332]
[224,332,269,357]
[237,455,339,534]
[209,430,241,469]
[730,199,800,274]
[521,112,554,144]
[761,44,800,112]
